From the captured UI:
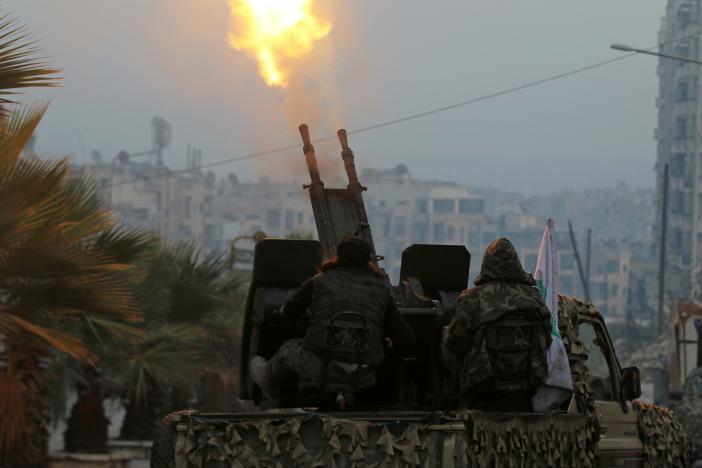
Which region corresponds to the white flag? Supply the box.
[531,219,573,412]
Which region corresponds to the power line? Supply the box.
[106,34,697,189]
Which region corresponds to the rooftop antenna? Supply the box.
[151,116,172,166]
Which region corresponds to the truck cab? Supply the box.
[571,304,644,464]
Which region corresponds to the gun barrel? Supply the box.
[299,124,321,184]
[337,128,375,256]
[337,129,361,187]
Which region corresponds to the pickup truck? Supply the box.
[150,125,692,467]
[151,291,692,467]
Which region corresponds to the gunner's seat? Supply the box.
[240,239,322,403]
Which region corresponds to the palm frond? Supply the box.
[109,324,206,403]
[0,102,48,166]
[93,227,155,265]
[0,306,93,362]
[60,171,105,222]
[0,15,59,103]
[81,316,144,349]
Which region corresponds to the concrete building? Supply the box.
[362,165,486,282]
[79,153,221,250]
[657,0,702,300]
[213,176,317,250]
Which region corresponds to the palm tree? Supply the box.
[0,15,146,467]
[60,227,153,454]
[111,244,246,440]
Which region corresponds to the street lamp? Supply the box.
[610,43,702,66]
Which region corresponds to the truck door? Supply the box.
[578,318,644,467]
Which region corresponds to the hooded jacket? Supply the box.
[443,238,551,402]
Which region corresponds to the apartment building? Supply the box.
[657,0,702,300]
[362,165,486,282]
[79,153,221,249]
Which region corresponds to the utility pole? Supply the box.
[585,228,592,301]
[657,164,669,336]
[568,220,591,302]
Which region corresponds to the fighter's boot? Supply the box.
[249,356,275,398]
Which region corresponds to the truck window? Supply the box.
[579,321,616,401]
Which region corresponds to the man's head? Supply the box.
[336,236,372,266]
[474,237,534,286]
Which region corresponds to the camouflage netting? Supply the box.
[675,367,702,454]
[632,401,694,468]
[557,295,600,461]
[174,412,594,468]
[463,412,596,467]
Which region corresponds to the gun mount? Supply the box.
[239,123,471,407]
[299,124,376,259]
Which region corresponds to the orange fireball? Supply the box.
[228,0,332,87]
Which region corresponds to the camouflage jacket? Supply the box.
[443,238,552,402]
[676,367,702,450]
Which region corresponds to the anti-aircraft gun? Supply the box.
[238,124,471,408]
[152,124,694,468]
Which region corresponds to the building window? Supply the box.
[671,153,686,177]
[561,275,573,294]
[412,222,429,242]
[446,225,455,241]
[416,198,428,214]
[675,116,688,140]
[285,210,295,230]
[433,222,445,242]
[266,209,280,230]
[393,217,408,237]
[459,198,484,214]
[676,44,691,59]
[606,260,619,274]
[671,190,686,215]
[677,9,691,27]
[433,199,455,214]
[676,80,690,102]
[468,227,481,249]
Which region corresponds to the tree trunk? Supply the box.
[0,340,49,468]
[119,376,165,440]
[63,365,109,453]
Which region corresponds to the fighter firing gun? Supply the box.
[299,124,377,260]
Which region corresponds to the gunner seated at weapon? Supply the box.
[249,237,415,401]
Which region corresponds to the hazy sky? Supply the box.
[9,1,664,192]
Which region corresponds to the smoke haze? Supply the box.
[8,0,662,192]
